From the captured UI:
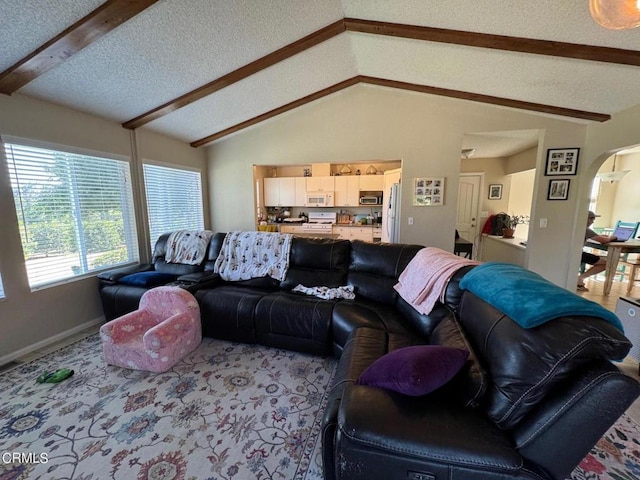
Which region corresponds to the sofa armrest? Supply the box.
[175,271,221,292]
[512,361,640,479]
[335,384,522,480]
[97,263,153,283]
[177,271,220,284]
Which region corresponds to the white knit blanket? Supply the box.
[214,231,293,281]
[292,284,356,300]
[165,230,213,265]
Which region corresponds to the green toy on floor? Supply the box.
[36,368,74,383]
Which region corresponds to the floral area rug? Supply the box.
[0,334,336,480]
[570,413,640,480]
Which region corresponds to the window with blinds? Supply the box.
[4,141,138,289]
[0,273,4,299]
[143,164,204,252]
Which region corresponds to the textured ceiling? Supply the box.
[2,0,640,156]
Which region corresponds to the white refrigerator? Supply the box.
[383,182,401,243]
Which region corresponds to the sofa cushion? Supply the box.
[356,345,469,396]
[280,237,350,290]
[150,232,208,276]
[332,300,419,351]
[347,241,424,305]
[118,271,177,287]
[429,313,488,408]
[254,291,336,356]
[458,291,633,430]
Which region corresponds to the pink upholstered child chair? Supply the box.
[100,286,202,373]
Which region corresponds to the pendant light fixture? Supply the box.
[589,0,640,30]
[596,154,631,183]
[461,148,477,159]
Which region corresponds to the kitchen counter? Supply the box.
[481,234,527,266]
[291,233,340,239]
[335,223,382,228]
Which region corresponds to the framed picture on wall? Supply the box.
[547,179,570,200]
[545,148,579,176]
[488,184,503,200]
[413,177,444,206]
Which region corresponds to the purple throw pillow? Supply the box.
[356,345,469,396]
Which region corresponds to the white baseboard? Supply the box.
[0,316,104,366]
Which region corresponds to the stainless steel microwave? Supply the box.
[359,192,383,205]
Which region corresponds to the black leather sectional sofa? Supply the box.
[98,232,640,480]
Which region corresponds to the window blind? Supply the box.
[5,142,138,289]
[143,164,204,252]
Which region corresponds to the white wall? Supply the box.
[507,170,535,239]
[207,84,589,285]
[0,94,207,361]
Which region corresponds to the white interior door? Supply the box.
[457,174,482,241]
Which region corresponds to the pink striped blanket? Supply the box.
[394,247,479,314]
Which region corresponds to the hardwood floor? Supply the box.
[576,276,634,313]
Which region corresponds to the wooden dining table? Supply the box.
[588,240,640,295]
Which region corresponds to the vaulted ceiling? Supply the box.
[2,0,640,153]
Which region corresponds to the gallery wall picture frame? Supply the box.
[488,184,503,200]
[545,148,579,176]
[413,177,444,206]
[547,179,570,200]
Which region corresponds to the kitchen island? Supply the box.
[278,222,382,243]
[480,234,527,266]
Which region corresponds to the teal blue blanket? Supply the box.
[459,262,624,332]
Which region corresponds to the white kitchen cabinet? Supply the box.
[334,175,360,207]
[264,177,296,206]
[295,177,307,206]
[280,224,305,234]
[333,225,374,242]
[359,175,384,191]
[350,227,374,242]
[306,176,334,192]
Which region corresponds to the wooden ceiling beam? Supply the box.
[344,18,640,67]
[359,76,611,122]
[0,0,160,95]
[123,20,347,130]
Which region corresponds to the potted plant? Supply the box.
[502,214,529,238]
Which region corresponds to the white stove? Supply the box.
[302,211,336,234]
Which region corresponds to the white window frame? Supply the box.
[3,136,139,290]
[142,161,205,253]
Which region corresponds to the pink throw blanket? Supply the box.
[394,247,479,315]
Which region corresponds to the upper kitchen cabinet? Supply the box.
[264,177,296,206]
[295,177,306,206]
[358,175,384,191]
[335,175,360,207]
[306,176,334,192]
